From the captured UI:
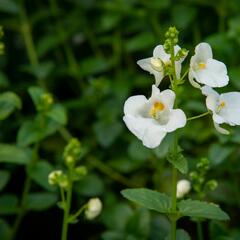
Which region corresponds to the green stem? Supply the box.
[197,221,203,240]
[70,204,87,221]
[187,111,210,121]
[10,176,31,240]
[19,1,46,89]
[61,170,73,240]
[170,134,178,240]
[10,143,39,240]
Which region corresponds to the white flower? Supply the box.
[48,170,63,185]
[85,198,102,220]
[177,179,191,198]
[123,85,187,148]
[137,45,185,86]
[202,86,240,134]
[189,42,229,88]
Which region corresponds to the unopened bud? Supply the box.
[205,180,218,191]
[177,179,191,198]
[48,170,63,185]
[85,198,102,220]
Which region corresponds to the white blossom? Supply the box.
[85,198,102,220]
[202,86,240,134]
[123,85,186,148]
[177,179,191,198]
[137,45,185,86]
[189,42,229,88]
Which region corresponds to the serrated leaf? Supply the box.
[121,188,171,214]
[0,170,10,191]
[0,144,30,164]
[0,92,21,120]
[178,199,229,220]
[167,151,188,174]
[28,161,56,191]
[26,192,58,211]
[0,194,19,215]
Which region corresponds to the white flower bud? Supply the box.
[176,179,191,198]
[85,198,102,220]
[48,170,63,185]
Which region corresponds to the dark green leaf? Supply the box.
[0,144,30,164]
[45,104,67,125]
[0,171,10,191]
[167,150,188,174]
[0,92,21,120]
[178,199,230,220]
[121,188,171,214]
[26,192,58,211]
[0,218,11,240]
[28,161,56,191]
[0,194,18,215]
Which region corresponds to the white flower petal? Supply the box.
[137,58,164,86]
[206,95,218,112]
[142,124,167,148]
[160,89,175,109]
[219,92,240,125]
[137,58,152,72]
[194,42,213,62]
[213,113,225,124]
[150,85,161,99]
[214,122,230,135]
[123,115,151,140]
[189,70,201,88]
[201,86,219,97]
[124,95,148,116]
[153,45,170,62]
[164,109,187,132]
[193,59,229,87]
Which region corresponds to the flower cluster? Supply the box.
[123,27,240,148]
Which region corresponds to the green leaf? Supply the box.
[167,150,188,174]
[208,144,233,166]
[17,117,60,147]
[165,229,191,240]
[28,161,56,191]
[94,120,123,147]
[0,92,21,120]
[23,61,54,79]
[0,0,19,14]
[125,32,155,53]
[121,188,171,214]
[0,170,10,191]
[0,144,30,164]
[0,194,18,215]
[28,86,45,110]
[26,192,58,211]
[178,199,230,220]
[45,104,67,125]
[0,218,11,240]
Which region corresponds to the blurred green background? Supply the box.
[0,0,240,239]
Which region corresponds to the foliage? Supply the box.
[0,0,240,239]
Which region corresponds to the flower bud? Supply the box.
[205,180,218,191]
[48,170,63,185]
[85,198,102,220]
[72,166,87,181]
[48,170,68,188]
[177,179,191,198]
[64,138,81,167]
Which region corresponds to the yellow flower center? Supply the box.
[150,102,165,118]
[198,62,206,70]
[217,101,226,112]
